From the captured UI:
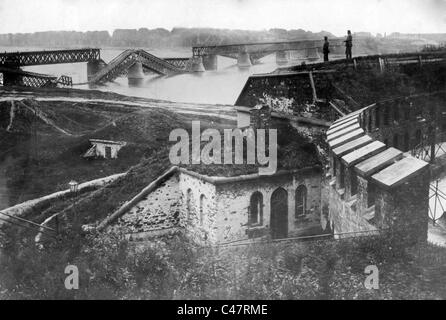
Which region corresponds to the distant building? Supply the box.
[83,139,127,159]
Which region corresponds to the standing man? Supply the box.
[323,36,330,62]
[344,30,353,60]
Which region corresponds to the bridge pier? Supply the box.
[202,54,218,71]
[190,57,205,72]
[2,70,23,86]
[304,47,320,61]
[275,51,289,65]
[237,52,252,68]
[87,60,105,82]
[127,61,144,86]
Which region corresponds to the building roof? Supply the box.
[182,123,322,177]
[90,139,127,145]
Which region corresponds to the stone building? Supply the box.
[114,165,323,243]
[100,91,440,245]
[102,105,326,244]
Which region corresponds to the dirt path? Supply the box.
[0,93,238,122]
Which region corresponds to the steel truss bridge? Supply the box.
[192,38,347,60]
[0,48,189,88]
[0,48,100,67]
[87,49,187,85]
[0,66,72,87]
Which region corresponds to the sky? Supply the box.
[0,0,445,36]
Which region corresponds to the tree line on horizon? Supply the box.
[0,27,341,48]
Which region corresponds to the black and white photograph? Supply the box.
[0,0,446,306]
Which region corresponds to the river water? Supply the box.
[0,47,309,105]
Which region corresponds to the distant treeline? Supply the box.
[0,28,337,48]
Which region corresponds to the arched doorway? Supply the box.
[270,188,288,239]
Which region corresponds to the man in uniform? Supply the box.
[323,36,330,62]
[344,30,353,60]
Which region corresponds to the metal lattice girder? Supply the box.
[56,75,73,87]
[192,39,347,57]
[0,48,100,67]
[89,49,185,84]
[163,58,190,69]
[0,66,61,88]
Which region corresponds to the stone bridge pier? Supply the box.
[2,69,23,86]
[237,49,252,68]
[203,54,218,71]
[304,47,320,61]
[275,51,290,65]
[127,61,144,86]
[190,57,205,72]
[87,60,106,82]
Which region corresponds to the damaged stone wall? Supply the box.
[178,172,217,243]
[235,72,329,108]
[118,174,181,240]
[214,170,322,243]
[328,179,378,238]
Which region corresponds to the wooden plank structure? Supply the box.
[354,147,403,177]
[332,135,373,157]
[341,141,386,167]
[371,157,429,189]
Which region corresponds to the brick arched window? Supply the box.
[199,194,206,225]
[249,192,263,225]
[186,188,193,220]
[295,185,307,217]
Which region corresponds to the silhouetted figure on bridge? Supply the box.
[323,36,330,62]
[344,30,353,60]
